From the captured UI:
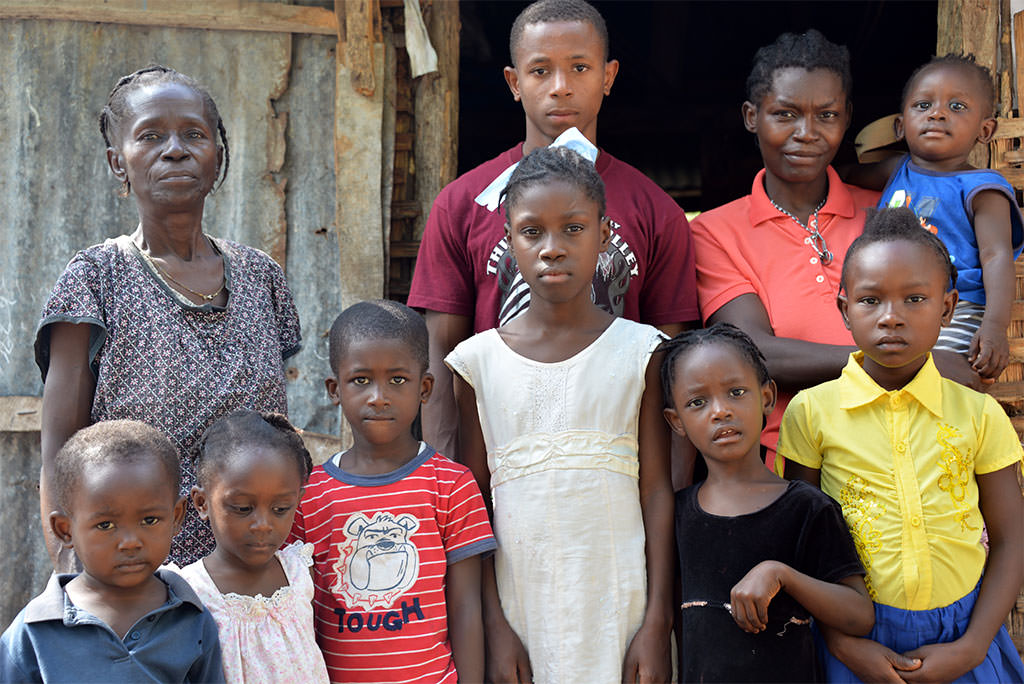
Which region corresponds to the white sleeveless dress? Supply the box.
[446,317,664,683]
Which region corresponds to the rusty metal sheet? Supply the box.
[0,17,291,395]
[277,32,346,438]
[0,432,51,631]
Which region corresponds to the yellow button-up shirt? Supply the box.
[776,353,1023,610]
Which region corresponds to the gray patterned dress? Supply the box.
[35,234,301,565]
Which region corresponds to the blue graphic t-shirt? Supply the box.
[880,155,1024,305]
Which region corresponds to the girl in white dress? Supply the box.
[447,146,674,684]
[178,410,328,684]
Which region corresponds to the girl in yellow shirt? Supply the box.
[777,207,1024,683]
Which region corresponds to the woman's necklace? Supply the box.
[768,195,833,265]
[140,236,226,302]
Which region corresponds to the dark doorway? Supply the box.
[458,1,938,211]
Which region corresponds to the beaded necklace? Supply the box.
[768,195,833,265]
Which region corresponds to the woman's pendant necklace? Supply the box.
[768,195,833,265]
[140,236,226,302]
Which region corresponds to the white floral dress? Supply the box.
[178,542,328,684]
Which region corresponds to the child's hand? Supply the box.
[823,629,921,683]
[900,640,982,683]
[622,619,672,684]
[729,560,785,633]
[485,616,532,684]
[968,322,1009,379]
[931,350,984,390]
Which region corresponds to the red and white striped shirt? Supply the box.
[288,446,496,683]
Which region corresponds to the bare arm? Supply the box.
[446,555,484,683]
[901,463,1024,683]
[423,311,473,461]
[730,563,874,636]
[453,375,532,684]
[777,460,821,487]
[708,294,855,393]
[40,322,95,565]
[622,353,674,684]
[838,156,902,192]
[713,295,983,392]
[968,190,1014,379]
[780,460,923,681]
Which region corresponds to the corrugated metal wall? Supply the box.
[0,17,348,627]
[0,18,343,431]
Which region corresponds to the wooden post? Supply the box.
[413,0,459,240]
[937,0,1001,167]
[333,0,386,301]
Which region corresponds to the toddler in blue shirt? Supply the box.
[0,420,223,683]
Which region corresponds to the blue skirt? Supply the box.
[823,583,1024,683]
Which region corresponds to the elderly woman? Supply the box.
[691,30,981,470]
[35,66,300,568]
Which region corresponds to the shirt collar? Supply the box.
[838,351,944,417]
[748,166,857,227]
[23,567,205,624]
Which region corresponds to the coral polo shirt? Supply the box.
[691,167,879,463]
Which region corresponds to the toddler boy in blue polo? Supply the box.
[0,568,223,683]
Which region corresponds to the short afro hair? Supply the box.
[501,145,606,221]
[52,420,180,514]
[746,29,851,106]
[901,53,997,118]
[328,300,429,376]
[841,207,957,293]
[509,0,609,66]
[195,410,312,489]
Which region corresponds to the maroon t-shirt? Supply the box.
[408,144,698,332]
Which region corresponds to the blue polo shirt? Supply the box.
[0,568,223,683]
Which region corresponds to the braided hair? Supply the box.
[746,29,851,106]
[500,145,606,221]
[841,207,957,293]
[658,323,771,409]
[901,53,997,117]
[99,65,230,193]
[509,0,609,65]
[195,410,313,488]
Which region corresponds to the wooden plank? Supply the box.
[0,0,338,35]
[998,168,1024,189]
[337,0,382,97]
[993,117,1024,139]
[297,429,345,466]
[1000,0,1012,116]
[938,0,1000,168]
[0,396,41,433]
[988,380,1024,401]
[1016,11,1024,111]
[413,0,459,240]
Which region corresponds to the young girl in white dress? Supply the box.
[446,146,675,684]
[178,410,328,684]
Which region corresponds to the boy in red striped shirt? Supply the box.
[289,301,496,683]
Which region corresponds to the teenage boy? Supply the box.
[409,0,698,460]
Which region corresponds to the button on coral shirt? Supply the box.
[777,353,1024,610]
[691,167,879,463]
